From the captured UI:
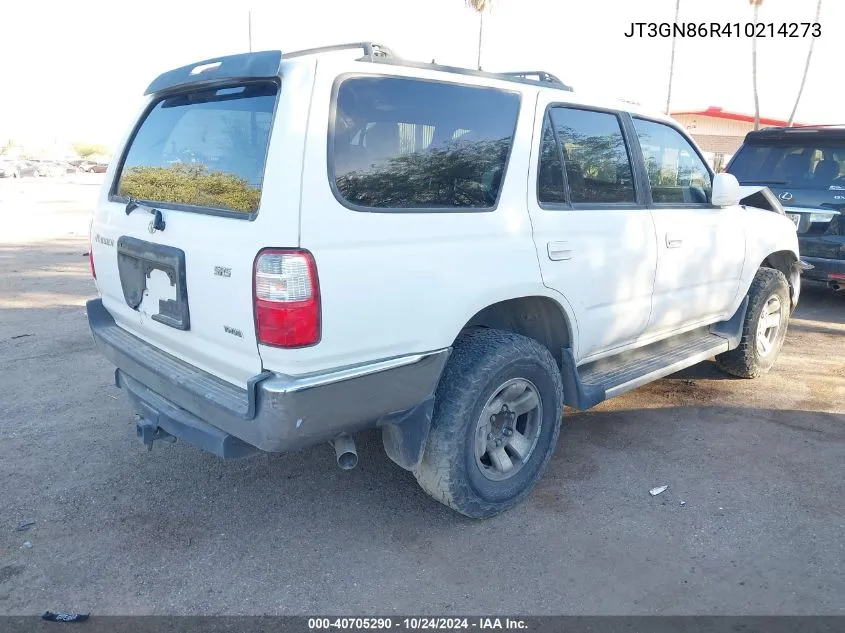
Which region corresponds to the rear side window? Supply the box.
[543,107,636,204]
[728,142,845,189]
[632,118,712,204]
[537,116,566,204]
[330,76,520,210]
[115,81,278,215]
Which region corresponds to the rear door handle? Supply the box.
[666,233,683,248]
[547,241,573,261]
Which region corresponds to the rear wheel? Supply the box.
[716,267,790,378]
[413,328,563,518]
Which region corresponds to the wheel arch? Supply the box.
[459,295,574,368]
[760,250,800,309]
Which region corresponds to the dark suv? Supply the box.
[727,126,845,290]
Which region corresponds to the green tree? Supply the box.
[465,0,494,70]
[788,0,822,127]
[73,142,110,159]
[749,0,764,130]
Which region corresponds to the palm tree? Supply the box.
[749,0,764,130]
[465,0,494,70]
[788,0,823,127]
[665,0,681,114]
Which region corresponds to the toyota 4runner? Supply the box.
[87,43,802,518]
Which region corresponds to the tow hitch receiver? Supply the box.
[136,418,176,451]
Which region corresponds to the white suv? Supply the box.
[88,43,802,517]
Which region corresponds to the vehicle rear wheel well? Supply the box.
[460,297,572,369]
[760,250,799,307]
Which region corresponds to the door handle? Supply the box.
[666,233,683,248]
[547,241,573,261]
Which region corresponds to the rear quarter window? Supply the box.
[114,81,278,216]
[330,76,520,211]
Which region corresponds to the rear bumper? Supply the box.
[801,255,845,282]
[87,298,449,458]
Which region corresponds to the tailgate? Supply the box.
[90,59,306,388]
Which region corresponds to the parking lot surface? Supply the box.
[1,179,843,615]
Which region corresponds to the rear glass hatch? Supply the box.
[95,79,280,388]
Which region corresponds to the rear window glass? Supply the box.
[728,142,845,189]
[115,82,277,214]
[331,76,520,210]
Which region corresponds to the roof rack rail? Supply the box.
[283,42,398,62]
[280,44,574,93]
[498,71,572,91]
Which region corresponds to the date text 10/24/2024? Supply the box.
[625,22,821,38]
[308,618,528,630]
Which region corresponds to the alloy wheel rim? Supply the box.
[756,295,783,357]
[474,378,543,481]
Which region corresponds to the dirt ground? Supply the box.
[1,178,843,615]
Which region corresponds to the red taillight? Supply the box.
[253,249,320,348]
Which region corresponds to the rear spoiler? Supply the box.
[144,50,282,96]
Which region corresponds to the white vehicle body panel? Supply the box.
[525,93,658,363]
[91,48,801,395]
[91,61,312,388]
[735,206,801,301]
[275,59,557,376]
[647,205,746,335]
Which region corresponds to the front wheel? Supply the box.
[413,328,563,518]
[716,267,790,378]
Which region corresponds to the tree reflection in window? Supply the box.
[337,137,512,208]
[549,108,636,204]
[633,118,711,204]
[332,77,519,210]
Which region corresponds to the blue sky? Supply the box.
[1,0,839,148]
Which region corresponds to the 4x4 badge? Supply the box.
[779,192,794,202]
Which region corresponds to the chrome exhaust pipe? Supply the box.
[830,281,843,292]
[331,434,358,470]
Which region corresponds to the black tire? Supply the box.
[413,328,563,518]
[716,267,790,378]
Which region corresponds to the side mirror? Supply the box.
[712,172,741,207]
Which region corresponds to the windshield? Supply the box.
[728,143,845,190]
[115,81,278,215]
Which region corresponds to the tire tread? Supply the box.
[413,328,563,518]
[716,267,789,378]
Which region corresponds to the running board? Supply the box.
[561,328,731,410]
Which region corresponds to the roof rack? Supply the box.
[384,60,574,92]
[282,42,398,62]
[281,42,573,92]
[498,71,570,90]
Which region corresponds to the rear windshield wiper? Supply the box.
[739,179,789,185]
[125,196,151,215]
